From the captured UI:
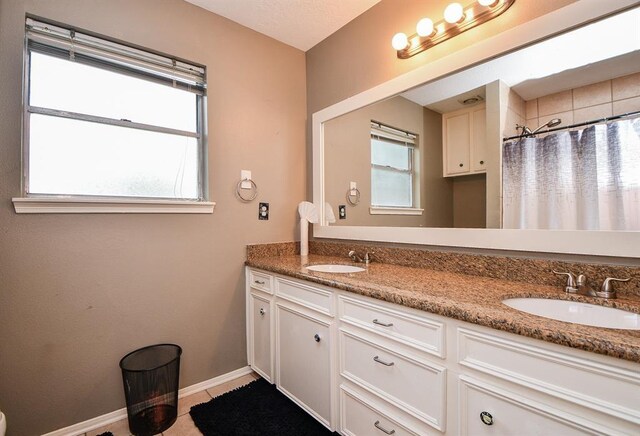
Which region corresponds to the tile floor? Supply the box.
[81,372,260,436]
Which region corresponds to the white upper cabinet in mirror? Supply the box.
[313,1,640,258]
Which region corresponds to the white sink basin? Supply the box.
[306,264,365,273]
[503,298,640,330]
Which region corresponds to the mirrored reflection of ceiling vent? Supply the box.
[459,95,485,105]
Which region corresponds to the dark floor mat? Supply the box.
[189,378,338,436]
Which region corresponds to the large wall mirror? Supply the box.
[313,3,640,258]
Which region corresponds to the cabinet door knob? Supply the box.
[259,308,265,316]
[374,420,396,434]
[480,411,494,426]
[480,160,484,164]
[254,280,265,285]
[459,163,464,167]
[314,334,321,342]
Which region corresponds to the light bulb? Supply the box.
[478,0,498,6]
[416,18,435,37]
[444,3,465,23]
[391,32,409,50]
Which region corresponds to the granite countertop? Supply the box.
[246,254,640,363]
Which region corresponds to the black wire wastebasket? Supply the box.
[120,344,182,436]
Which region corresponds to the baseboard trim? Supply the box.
[177,366,253,399]
[42,365,253,436]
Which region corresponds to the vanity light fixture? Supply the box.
[392,0,515,59]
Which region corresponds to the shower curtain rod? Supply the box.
[502,109,640,142]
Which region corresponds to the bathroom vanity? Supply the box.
[245,255,640,435]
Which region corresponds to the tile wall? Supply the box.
[525,71,640,130]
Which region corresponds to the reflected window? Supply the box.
[370,121,416,208]
[23,18,207,200]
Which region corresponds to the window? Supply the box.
[370,121,418,210]
[17,18,211,213]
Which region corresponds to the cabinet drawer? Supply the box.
[340,330,446,431]
[339,295,444,358]
[340,386,417,436]
[459,375,608,435]
[249,270,273,294]
[458,328,640,424]
[276,277,333,316]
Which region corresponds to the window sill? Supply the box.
[12,197,216,214]
[369,206,424,216]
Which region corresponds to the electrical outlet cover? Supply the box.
[259,202,269,220]
[338,205,346,219]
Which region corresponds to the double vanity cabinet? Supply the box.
[245,267,640,435]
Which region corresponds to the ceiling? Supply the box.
[184,0,381,51]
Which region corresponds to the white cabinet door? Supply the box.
[249,292,272,381]
[444,112,471,176]
[443,104,487,177]
[470,107,487,173]
[276,304,332,427]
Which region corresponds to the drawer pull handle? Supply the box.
[314,334,321,342]
[259,308,265,316]
[254,280,266,285]
[374,420,395,434]
[373,319,393,327]
[373,356,394,366]
[480,411,493,426]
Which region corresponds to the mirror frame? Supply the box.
[313,0,640,258]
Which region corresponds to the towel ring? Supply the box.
[236,178,258,202]
[346,188,360,206]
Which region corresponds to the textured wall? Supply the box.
[0,1,306,434]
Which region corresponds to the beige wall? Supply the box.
[453,175,487,228]
[324,96,452,227]
[422,107,454,227]
[0,1,306,434]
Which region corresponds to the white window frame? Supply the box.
[369,121,423,216]
[13,17,214,214]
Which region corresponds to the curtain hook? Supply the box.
[69,29,76,61]
[172,59,177,88]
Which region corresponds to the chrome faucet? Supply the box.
[553,271,630,299]
[349,250,373,265]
